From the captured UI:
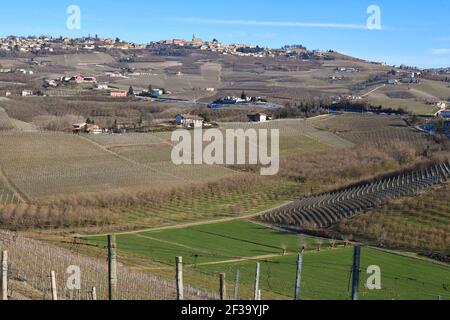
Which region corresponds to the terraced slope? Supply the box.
[261,162,450,229]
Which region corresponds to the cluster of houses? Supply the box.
[387,71,422,85]
[72,111,272,136]
[208,96,268,108]
[44,75,97,88]
[72,120,145,134]
[41,70,168,98]
[335,67,360,73]
[0,68,34,75]
[4,89,39,97]
[0,36,54,53]
[0,35,333,62]
[175,112,271,129]
[330,94,363,104]
[0,36,145,53]
[72,122,103,134]
[109,87,165,98]
[155,35,276,58]
[156,35,334,60]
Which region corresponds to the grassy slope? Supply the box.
[85,220,450,300]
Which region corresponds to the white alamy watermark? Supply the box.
[367,5,382,30]
[366,265,382,290]
[67,5,81,30]
[171,128,280,176]
[66,265,81,290]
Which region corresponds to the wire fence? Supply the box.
[0,230,448,301]
[0,230,218,300]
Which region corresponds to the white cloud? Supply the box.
[431,48,450,55]
[179,18,369,30]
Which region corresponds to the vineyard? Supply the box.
[339,128,434,148]
[312,114,435,147]
[0,174,21,206]
[0,106,14,131]
[260,162,450,229]
[108,177,303,230]
[87,130,242,182]
[220,117,355,151]
[336,183,450,254]
[0,132,181,200]
[0,230,217,300]
[86,132,173,147]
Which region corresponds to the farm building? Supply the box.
[72,122,87,134]
[72,123,103,134]
[67,75,97,84]
[248,113,269,123]
[21,90,34,97]
[175,114,204,128]
[437,109,450,119]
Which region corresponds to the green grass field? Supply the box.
[85,220,450,300]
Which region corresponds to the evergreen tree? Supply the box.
[127,86,134,96]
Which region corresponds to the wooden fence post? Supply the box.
[91,287,97,301]
[233,269,240,300]
[176,256,184,300]
[50,270,58,301]
[294,251,304,301]
[351,246,361,301]
[219,273,226,300]
[1,251,8,301]
[108,234,117,301]
[253,262,260,301]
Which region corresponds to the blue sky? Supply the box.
[1,0,450,68]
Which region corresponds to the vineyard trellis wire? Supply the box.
[0,230,218,300]
[0,229,448,301]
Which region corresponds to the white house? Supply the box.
[21,90,34,97]
[175,114,204,128]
